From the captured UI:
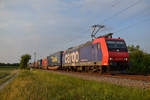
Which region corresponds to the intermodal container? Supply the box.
[42,58,48,69]
[47,51,63,68]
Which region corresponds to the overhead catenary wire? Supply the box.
[114,17,150,33]
[100,0,142,24]
[64,0,143,46]
[64,0,125,46]
[89,0,143,37]
[63,26,91,46]
[113,8,150,33]
[111,0,121,7]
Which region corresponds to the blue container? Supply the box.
[47,51,63,67]
[62,41,103,66]
[37,59,42,68]
[40,59,42,66]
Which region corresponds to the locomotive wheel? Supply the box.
[106,66,110,73]
[93,66,99,72]
[73,67,77,72]
[89,66,92,72]
[98,66,104,74]
[85,67,89,72]
[82,67,85,72]
[67,67,69,71]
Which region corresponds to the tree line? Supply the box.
[0,63,19,66]
[128,45,150,74]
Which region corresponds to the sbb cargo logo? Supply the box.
[65,51,79,63]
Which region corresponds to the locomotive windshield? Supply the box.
[106,40,128,52]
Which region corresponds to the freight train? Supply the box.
[31,33,129,73]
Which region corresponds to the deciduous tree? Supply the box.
[20,54,31,69]
[128,45,150,74]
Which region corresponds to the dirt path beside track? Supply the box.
[45,70,150,89]
[0,70,19,91]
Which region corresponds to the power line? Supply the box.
[113,8,150,33]
[111,0,121,7]
[59,0,143,46]
[62,27,91,46]
[100,0,142,24]
[114,17,150,33]
[61,0,125,46]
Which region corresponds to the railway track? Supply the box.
[44,69,150,89]
[0,72,18,91]
[0,74,9,79]
[55,70,150,82]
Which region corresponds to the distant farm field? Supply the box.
[0,70,150,100]
[0,66,18,70]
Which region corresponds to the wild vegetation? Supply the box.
[0,66,18,85]
[128,45,150,74]
[0,70,150,100]
[20,54,31,69]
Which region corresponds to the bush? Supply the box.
[128,45,150,74]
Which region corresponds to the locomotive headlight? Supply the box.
[109,57,113,60]
[124,58,128,60]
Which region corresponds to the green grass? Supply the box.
[0,72,9,80]
[0,72,9,77]
[0,66,18,85]
[0,70,150,100]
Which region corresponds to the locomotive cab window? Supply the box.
[106,40,128,52]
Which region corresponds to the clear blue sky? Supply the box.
[0,0,150,63]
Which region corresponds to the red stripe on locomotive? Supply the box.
[93,37,109,66]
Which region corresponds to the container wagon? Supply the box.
[37,59,42,69]
[47,51,63,70]
[34,61,38,68]
[42,58,48,69]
